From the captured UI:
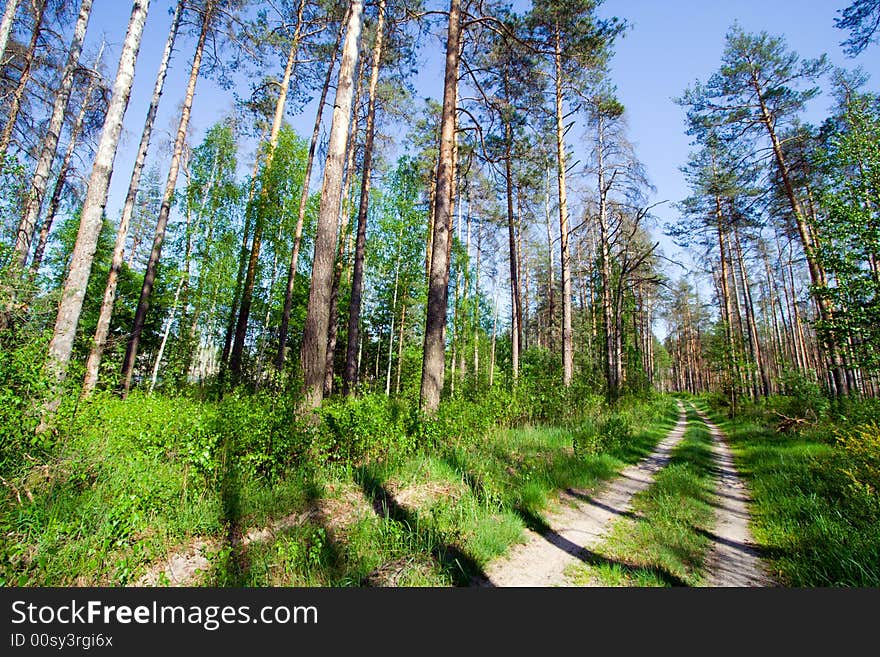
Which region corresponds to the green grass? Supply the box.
[206,397,680,587]
[0,391,680,587]
[699,399,880,587]
[568,404,718,587]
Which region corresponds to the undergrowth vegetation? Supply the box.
[0,354,678,586]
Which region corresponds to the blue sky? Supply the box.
[83,0,879,329]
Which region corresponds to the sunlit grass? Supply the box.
[0,393,680,587]
[699,399,880,586]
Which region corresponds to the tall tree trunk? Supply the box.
[30,42,105,273]
[0,0,21,68]
[276,11,346,370]
[459,198,469,380]
[504,119,521,379]
[761,246,784,385]
[489,284,498,387]
[783,246,808,375]
[149,271,185,393]
[13,0,93,270]
[342,0,385,393]
[419,0,460,413]
[230,7,305,381]
[735,227,769,397]
[596,114,616,398]
[711,155,740,410]
[218,132,264,390]
[553,22,573,387]
[82,0,182,394]
[424,170,437,286]
[518,192,528,352]
[732,228,757,398]
[395,302,406,394]
[544,164,555,349]
[450,192,461,394]
[728,233,751,397]
[120,0,212,396]
[41,0,148,418]
[472,219,481,380]
[323,52,365,396]
[253,226,282,391]
[300,0,363,410]
[385,247,400,396]
[0,0,46,158]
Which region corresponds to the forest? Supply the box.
[0,0,878,588]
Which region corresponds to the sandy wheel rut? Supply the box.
[695,405,774,587]
[480,401,689,587]
[482,400,774,587]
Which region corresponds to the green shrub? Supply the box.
[572,413,634,457]
[774,370,831,422]
[601,414,633,450]
[0,330,54,475]
[835,421,880,506]
[315,394,412,464]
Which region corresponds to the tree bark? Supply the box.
[489,285,498,387]
[149,270,185,393]
[30,42,105,274]
[710,152,740,410]
[419,0,460,413]
[276,10,346,370]
[219,130,265,389]
[300,0,363,410]
[734,227,769,397]
[385,245,400,396]
[544,164,555,349]
[120,0,212,396]
[472,218,481,380]
[342,0,385,393]
[395,302,406,394]
[596,113,616,398]
[504,118,521,380]
[553,22,573,387]
[323,54,364,396]
[82,0,182,395]
[42,0,148,416]
[13,0,93,270]
[0,0,21,68]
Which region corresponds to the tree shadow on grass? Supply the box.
[212,441,250,586]
[354,465,492,587]
[509,505,691,588]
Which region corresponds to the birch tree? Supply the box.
[12,0,93,270]
[42,0,150,421]
[120,0,217,395]
[82,0,184,394]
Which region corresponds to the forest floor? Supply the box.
[133,398,774,588]
[480,400,774,587]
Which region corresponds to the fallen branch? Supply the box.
[773,410,816,433]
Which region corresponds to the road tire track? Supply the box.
[480,400,688,587]
[693,404,775,587]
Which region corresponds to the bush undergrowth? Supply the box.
[0,361,678,586]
